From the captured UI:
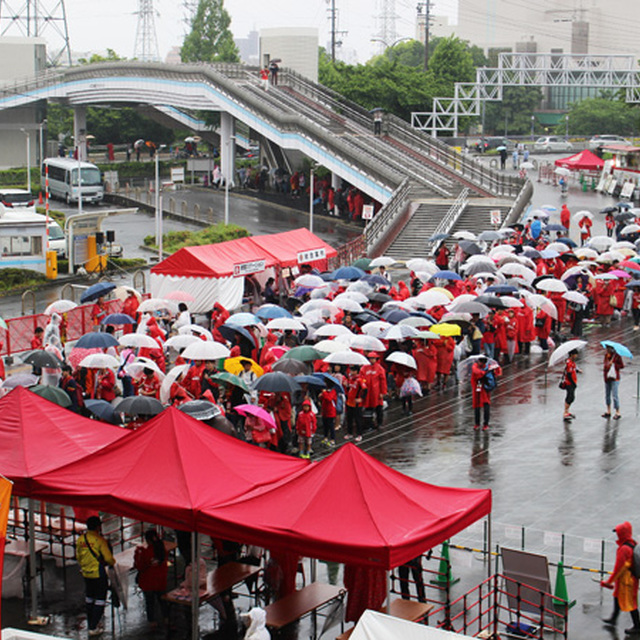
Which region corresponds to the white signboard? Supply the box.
[297,248,326,264]
[171,167,185,183]
[233,259,266,277]
[362,204,374,220]
[74,235,89,267]
[490,209,502,226]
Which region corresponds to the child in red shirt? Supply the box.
[295,399,317,458]
[319,387,337,446]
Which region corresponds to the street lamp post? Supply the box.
[155,144,166,261]
[309,164,316,234]
[224,135,236,226]
[565,115,569,138]
[20,128,31,193]
[38,119,47,165]
[530,115,535,141]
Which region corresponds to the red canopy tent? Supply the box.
[32,407,308,530]
[0,387,127,496]
[254,228,338,271]
[554,149,604,171]
[197,443,492,569]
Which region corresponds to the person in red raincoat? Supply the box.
[594,279,616,326]
[182,361,205,398]
[361,352,387,428]
[135,368,161,399]
[471,356,501,430]
[122,291,140,334]
[295,399,317,458]
[601,521,640,633]
[95,367,116,401]
[516,304,535,355]
[560,204,571,231]
[91,297,108,327]
[493,310,508,361]
[535,310,552,350]
[561,350,580,420]
[549,291,567,331]
[605,212,616,237]
[134,529,169,627]
[435,335,455,388]
[578,216,592,245]
[413,338,437,392]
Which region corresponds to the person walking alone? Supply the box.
[602,344,624,420]
[601,521,640,634]
[561,349,581,421]
[471,355,500,430]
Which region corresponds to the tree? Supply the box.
[558,97,639,136]
[428,36,475,91]
[484,86,543,136]
[181,0,239,63]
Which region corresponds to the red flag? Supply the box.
[0,476,14,628]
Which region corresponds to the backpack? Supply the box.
[482,370,497,392]
[625,542,640,579]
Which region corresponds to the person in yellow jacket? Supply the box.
[76,516,116,636]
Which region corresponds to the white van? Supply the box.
[0,188,36,216]
[41,158,104,204]
[47,220,67,257]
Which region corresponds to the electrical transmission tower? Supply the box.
[134,0,160,62]
[0,0,72,66]
[372,0,399,53]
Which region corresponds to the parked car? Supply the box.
[588,135,632,151]
[0,188,36,217]
[533,136,573,153]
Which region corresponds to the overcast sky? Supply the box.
[61,0,456,63]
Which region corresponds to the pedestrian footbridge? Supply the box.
[0,62,530,256]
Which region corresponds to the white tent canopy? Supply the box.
[350,611,475,640]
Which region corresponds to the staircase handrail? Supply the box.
[428,188,470,249]
[364,178,412,251]
[502,178,534,228]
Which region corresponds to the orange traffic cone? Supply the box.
[38,191,43,205]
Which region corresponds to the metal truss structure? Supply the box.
[134,0,160,62]
[412,52,640,136]
[0,0,71,66]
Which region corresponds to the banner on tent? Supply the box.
[297,248,326,264]
[0,475,14,626]
[233,260,266,277]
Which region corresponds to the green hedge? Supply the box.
[0,268,47,292]
[144,223,249,254]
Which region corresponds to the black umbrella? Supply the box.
[599,206,618,214]
[367,292,392,304]
[253,372,301,394]
[556,237,577,248]
[80,281,116,303]
[475,295,508,309]
[76,332,119,349]
[85,399,118,423]
[218,323,254,344]
[272,359,308,375]
[178,400,222,420]
[354,310,381,325]
[458,240,482,255]
[115,396,164,417]
[29,384,71,407]
[615,211,635,222]
[23,350,63,369]
[381,309,411,323]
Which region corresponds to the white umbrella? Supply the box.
[563,291,589,305]
[323,350,370,366]
[346,281,373,294]
[555,167,571,176]
[126,357,165,378]
[597,250,625,264]
[405,259,438,274]
[621,224,640,235]
[178,324,213,341]
[561,266,591,282]
[333,291,369,304]
[44,300,77,315]
[113,286,142,302]
[398,316,433,328]
[386,351,417,369]
[333,298,363,313]
[119,333,158,349]
[520,161,535,170]
[159,364,190,404]
[488,245,515,259]
[441,311,472,323]
[348,334,386,352]
[299,299,339,315]
[266,318,306,331]
[587,236,615,252]
[594,273,619,281]
[79,353,120,369]
[452,231,477,241]
[360,321,392,337]
[574,247,599,260]
[498,263,536,283]
[138,298,178,313]
[182,341,230,361]
[611,241,637,251]
[369,256,396,268]
[314,324,354,338]
[448,294,479,308]
[526,294,558,320]
[313,339,350,354]
[535,278,567,293]
[381,300,414,312]
[415,330,439,340]
[573,211,593,222]
[548,340,588,367]
[165,334,201,350]
[413,290,451,309]
[381,325,420,341]
[546,242,570,254]
[294,274,326,288]
[500,296,524,308]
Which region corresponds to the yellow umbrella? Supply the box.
[430,323,462,337]
[429,287,454,300]
[224,356,264,377]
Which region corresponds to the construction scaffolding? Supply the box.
[412,52,640,137]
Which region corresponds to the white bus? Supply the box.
[0,209,48,273]
[41,158,104,205]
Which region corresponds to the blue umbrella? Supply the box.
[485,284,519,295]
[311,372,345,395]
[601,341,633,359]
[331,266,366,281]
[75,332,119,349]
[360,274,391,287]
[218,322,255,344]
[409,311,436,323]
[617,202,632,210]
[430,270,462,281]
[227,312,261,327]
[556,237,578,248]
[625,281,640,289]
[540,249,560,259]
[255,305,292,320]
[428,232,449,242]
[295,374,326,387]
[381,309,410,324]
[80,282,116,303]
[100,313,136,325]
[544,224,566,232]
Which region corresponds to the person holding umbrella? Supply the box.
[471,355,501,430]
[602,343,625,419]
[560,350,581,421]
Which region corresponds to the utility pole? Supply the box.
[417,0,431,70]
[326,0,347,62]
